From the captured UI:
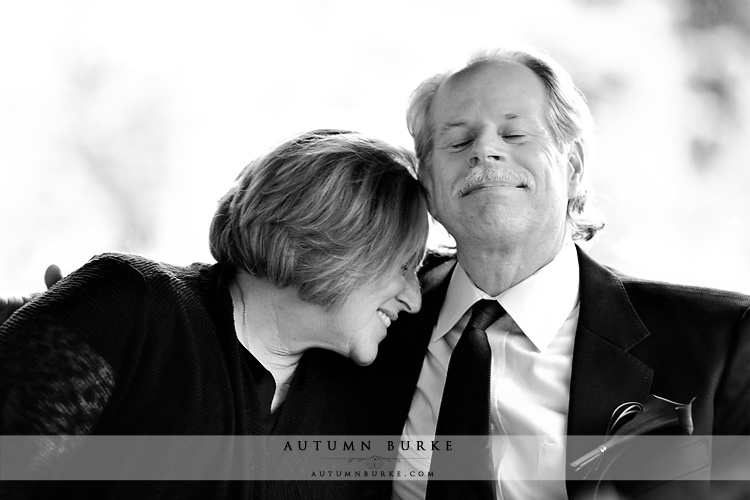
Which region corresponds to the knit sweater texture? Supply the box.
[0,253,375,499]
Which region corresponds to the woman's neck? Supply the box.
[230,270,308,411]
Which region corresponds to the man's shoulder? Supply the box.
[609,266,750,320]
[419,249,457,272]
[579,246,750,316]
[418,249,457,293]
[620,270,748,302]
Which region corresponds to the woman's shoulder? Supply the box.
[82,252,175,276]
[34,253,211,317]
[75,252,151,280]
[78,253,216,288]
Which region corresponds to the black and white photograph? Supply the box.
[1,1,749,499]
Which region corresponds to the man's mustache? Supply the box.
[453,168,532,197]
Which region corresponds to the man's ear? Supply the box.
[417,166,439,221]
[567,140,585,198]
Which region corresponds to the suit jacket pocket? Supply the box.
[613,436,710,497]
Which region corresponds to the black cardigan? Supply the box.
[0,253,376,499]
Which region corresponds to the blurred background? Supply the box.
[1,0,749,295]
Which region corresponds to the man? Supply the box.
[371,47,749,500]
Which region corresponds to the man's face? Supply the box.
[422,62,582,251]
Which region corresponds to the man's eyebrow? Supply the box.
[437,113,523,138]
[437,121,467,140]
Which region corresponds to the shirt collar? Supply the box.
[433,241,580,352]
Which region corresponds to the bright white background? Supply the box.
[2,0,749,295]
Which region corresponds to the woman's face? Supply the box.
[321,270,422,366]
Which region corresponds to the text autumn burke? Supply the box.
[283,440,452,451]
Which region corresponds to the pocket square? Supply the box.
[570,394,695,477]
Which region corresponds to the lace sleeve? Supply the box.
[1,315,115,434]
[0,313,115,482]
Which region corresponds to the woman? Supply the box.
[0,129,429,499]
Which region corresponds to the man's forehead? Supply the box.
[431,62,547,128]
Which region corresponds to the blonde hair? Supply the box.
[209,129,429,309]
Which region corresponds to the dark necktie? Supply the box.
[425,299,505,500]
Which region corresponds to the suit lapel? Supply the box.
[566,247,654,485]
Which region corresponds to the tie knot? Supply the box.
[467,299,505,332]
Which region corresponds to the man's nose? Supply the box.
[469,138,506,168]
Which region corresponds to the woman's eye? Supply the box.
[504,134,526,142]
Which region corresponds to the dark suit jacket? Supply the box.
[371,245,750,499]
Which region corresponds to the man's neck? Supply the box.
[456,235,569,297]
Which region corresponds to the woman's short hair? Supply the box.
[209,129,429,309]
[406,46,604,242]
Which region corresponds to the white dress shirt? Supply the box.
[392,241,580,500]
